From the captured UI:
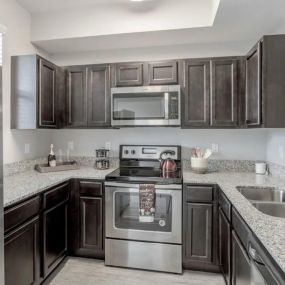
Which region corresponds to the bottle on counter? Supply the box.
[48,144,56,167]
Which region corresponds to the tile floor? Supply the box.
[49,257,224,285]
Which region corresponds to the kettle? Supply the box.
[160,150,177,172]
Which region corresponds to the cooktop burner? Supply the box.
[105,168,182,184]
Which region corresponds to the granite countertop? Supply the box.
[4,167,116,207]
[4,166,285,274]
[183,171,285,273]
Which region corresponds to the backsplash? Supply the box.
[267,162,285,180]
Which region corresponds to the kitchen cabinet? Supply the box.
[11,55,64,129]
[245,42,261,126]
[66,64,111,128]
[66,66,88,127]
[231,230,251,285]
[42,183,69,277]
[5,217,40,285]
[87,65,111,127]
[182,60,210,127]
[72,180,105,258]
[245,35,285,128]
[219,208,231,285]
[211,59,238,127]
[115,62,144,86]
[182,57,241,128]
[4,196,41,285]
[183,184,219,272]
[147,61,178,85]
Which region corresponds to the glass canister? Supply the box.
[95,148,110,170]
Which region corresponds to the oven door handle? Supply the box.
[105,181,182,190]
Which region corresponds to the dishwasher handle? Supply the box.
[249,244,264,264]
[248,243,279,285]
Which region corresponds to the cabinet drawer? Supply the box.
[4,196,41,233]
[184,185,213,203]
[232,207,250,250]
[79,181,103,197]
[43,183,69,209]
[219,191,232,222]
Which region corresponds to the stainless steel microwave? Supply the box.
[111,85,181,127]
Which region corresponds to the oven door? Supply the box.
[105,183,182,244]
[111,86,180,126]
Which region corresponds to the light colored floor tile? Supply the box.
[49,257,225,285]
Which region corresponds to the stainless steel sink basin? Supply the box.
[252,202,285,219]
[236,186,285,202]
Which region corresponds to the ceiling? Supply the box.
[15,0,285,55]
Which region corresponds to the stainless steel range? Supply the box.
[105,145,182,274]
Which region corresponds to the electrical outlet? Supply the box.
[211,143,219,153]
[24,143,30,154]
[68,141,74,151]
[105,142,111,150]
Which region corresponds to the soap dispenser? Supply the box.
[48,144,56,167]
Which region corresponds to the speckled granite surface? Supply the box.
[183,170,285,273]
[4,167,116,207]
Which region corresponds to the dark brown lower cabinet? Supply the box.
[184,203,213,263]
[79,197,104,257]
[43,201,68,277]
[219,208,231,285]
[5,217,40,285]
[231,230,251,285]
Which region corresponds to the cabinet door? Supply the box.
[115,63,143,86]
[183,60,210,127]
[79,197,104,257]
[245,42,262,126]
[219,208,231,285]
[66,66,88,127]
[148,61,178,85]
[232,230,251,285]
[184,203,213,263]
[211,59,238,127]
[5,217,40,285]
[43,202,68,277]
[87,65,111,127]
[38,58,57,128]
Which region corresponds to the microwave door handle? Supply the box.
[165,92,169,120]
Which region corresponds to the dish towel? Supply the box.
[139,184,155,223]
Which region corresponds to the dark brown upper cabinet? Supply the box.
[115,62,143,86]
[38,58,57,128]
[182,57,242,128]
[182,60,210,127]
[66,64,111,128]
[245,35,285,128]
[11,55,63,129]
[148,61,178,85]
[211,59,238,127]
[87,65,111,127]
[245,42,261,127]
[66,66,88,127]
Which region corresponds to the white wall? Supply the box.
[266,129,285,166]
[0,0,52,163]
[51,128,267,161]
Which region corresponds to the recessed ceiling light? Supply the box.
[130,0,145,2]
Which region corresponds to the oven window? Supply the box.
[114,192,172,232]
[113,93,165,120]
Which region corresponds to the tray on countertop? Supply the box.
[35,161,80,173]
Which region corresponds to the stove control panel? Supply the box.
[120,145,180,160]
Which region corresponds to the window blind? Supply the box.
[0,33,2,66]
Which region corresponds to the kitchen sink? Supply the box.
[251,202,285,219]
[236,186,285,202]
